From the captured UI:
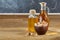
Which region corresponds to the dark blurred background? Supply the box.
[0,0,59,13]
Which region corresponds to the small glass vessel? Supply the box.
[28,9,38,35]
[34,2,49,35]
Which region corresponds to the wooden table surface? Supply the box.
[0,15,59,40]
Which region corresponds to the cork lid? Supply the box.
[29,9,36,14]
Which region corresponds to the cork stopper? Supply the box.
[29,9,36,14]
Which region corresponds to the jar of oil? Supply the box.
[28,9,38,35]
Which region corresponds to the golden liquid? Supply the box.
[28,17,38,33]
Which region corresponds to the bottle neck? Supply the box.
[29,13,35,18]
[30,13,35,16]
[41,5,46,10]
[40,10,46,14]
[40,4,47,15]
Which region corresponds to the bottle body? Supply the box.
[28,9,38,35]
[35,12,49,35]
[28,17,35,33]
[28,16,38,33]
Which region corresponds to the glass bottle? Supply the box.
[28,9,37,35]
[34,2,49,35]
